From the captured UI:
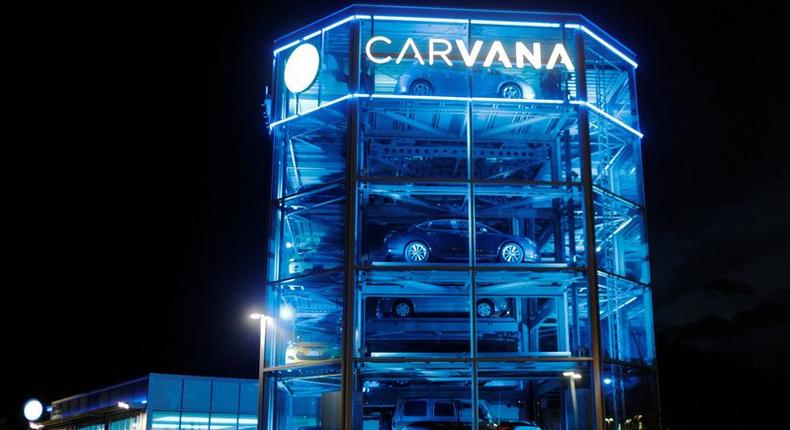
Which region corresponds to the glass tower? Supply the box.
[264,5,658,430]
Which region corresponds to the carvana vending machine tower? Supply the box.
[263,5,659,430]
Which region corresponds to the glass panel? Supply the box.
[272,365,341,430]
[598,273,655,364]
[209,415,237,430]
[589,111,643,204]
[602,364,659,429]
[151,412,181,430]
[593,189,649,283]
[149,375,183,409]
[276,101,348,198]
[211,381,239,412]
[353,362,472,430]
[271,271,343,367]
[360,99,468,180]
[361,19,470,96]
[272,183,345,280]
[183,379,211,410]
[583,34,637,127]
[469,24,578,100]
[237,416,257,430]
[359,270,471,358]
[360,182,470,266]
[474,184,584,265]
[475,270,590,357]
[110,417,138,430]
[472,102,580,182]
[321,22,353,103]
[180,413,209,430]
[239,384,258,414]
[478,361,593,430]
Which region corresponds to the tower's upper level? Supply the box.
[270,4,640,131]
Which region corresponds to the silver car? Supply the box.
[392,398,495,430]
[376,296,511,318]
[396,62,536,99]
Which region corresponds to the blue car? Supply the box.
[383,219,540,263]
[396,62,536,99]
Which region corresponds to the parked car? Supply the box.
[383,219,540,264]
[393,398,495,430]
[287,253,343,276]
[284,340,340,364]
[376,296,511,318]
[396,62,536,99]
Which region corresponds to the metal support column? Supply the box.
[467,100,479,430]
[575,29,607,430]
[341,20,362,430]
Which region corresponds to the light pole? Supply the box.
[250,313,273,430]
[563,371,583,427]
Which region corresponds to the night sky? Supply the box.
[4,1,789,429]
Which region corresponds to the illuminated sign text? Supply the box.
[365,37,575,71]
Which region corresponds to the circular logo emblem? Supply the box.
[284,43,320,94]
[24,399,44,421]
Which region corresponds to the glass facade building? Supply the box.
[265,5,658,430]
[41,374,258,430]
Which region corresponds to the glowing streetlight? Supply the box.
[563,371,582,426]
[278,305,295,321]
[250,313,273,430]
[117,402,130,410]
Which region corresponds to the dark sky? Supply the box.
[4,1,789,429]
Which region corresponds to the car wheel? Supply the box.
[476,299,495,318]
[404,241,430,263]
[499,242,524,263]
[410,80,433,96]
[499,83,522,99]
[393,300,413,318]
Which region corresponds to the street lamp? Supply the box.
[250,313,273,430]
[563,371,583,426]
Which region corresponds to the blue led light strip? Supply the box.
[273,39,300,56]
[565,24,638,69]
[270,95,643,139]
[268,94,353,128]
[269,94,570,129]
[470,19,560,28]
[322,15,356,33]
[473,96,565,104]
[373,15,469,24]
[368,94,568,104]
[302,30,321,42]
[600,296,638,315]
